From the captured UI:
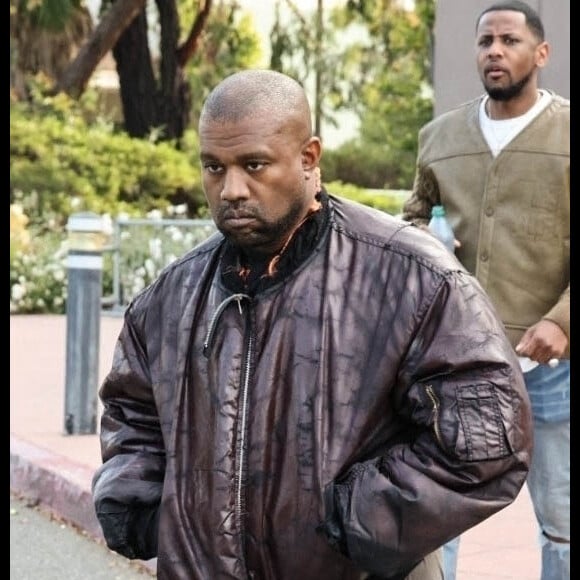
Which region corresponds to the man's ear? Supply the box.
[535,41,550,69]
[301,136,322,171]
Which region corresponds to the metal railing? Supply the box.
[101,217,216,314]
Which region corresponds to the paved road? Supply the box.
[10,493,153,580]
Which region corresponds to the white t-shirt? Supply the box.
[479,89,552,157]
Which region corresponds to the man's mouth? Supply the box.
[485,65,507,79]
[221,210,258,228]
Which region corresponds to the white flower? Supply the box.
[149,238,163,261]
[53,269,65,282]
[132,278,146,295]
[11,284,26,301]
[144,258,156,278]
[101,214,114,235]
[147,209,163,221]
[169,227,184,242]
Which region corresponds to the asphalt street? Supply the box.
[10,492,154,580]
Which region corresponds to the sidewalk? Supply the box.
[10,314,541,579]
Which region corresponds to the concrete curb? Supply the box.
[10,434,103,539]
[10,433,157,575]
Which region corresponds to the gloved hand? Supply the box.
[95,498,160,560]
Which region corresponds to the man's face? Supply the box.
[199,115,317,256]
[475,10,545,101]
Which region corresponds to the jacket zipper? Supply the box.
[425,384,444,448]
[236,328,254,576]
[203,293,250,357]
[203,292,253,577]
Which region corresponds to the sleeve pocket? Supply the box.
[456,383,512,461]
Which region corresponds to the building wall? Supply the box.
[433,0,570,116]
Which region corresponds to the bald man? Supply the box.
[93,69,533,580]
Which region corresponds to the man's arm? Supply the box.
[318,270,533,579]
[517,284,571,361]
[92,307,165,560]
[400,136,440,225]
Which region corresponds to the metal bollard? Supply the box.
[64,212,109,435]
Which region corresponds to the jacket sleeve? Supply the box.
[318,269,533,579]
[543,283,570,355]
[92,306,165,561]
[400,132,439,225]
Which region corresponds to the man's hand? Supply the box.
[416,223,461,249]
[515,319,568,364]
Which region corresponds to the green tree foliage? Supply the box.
[270,0,435,189]
[10,84,206,228]
[12,0,86,30]
[345,0,434,188]
[12,1,262,141]
[269,0,346,135]
[183,2,263,127]
[10,0,93,99]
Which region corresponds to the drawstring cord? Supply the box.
[203,293,251,357]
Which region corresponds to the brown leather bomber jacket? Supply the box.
[93,194,532,580]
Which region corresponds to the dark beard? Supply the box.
[220,191,330,295]
[485,69,533,101]
[218,197,307,260]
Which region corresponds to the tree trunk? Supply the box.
[55,0,212,141]
[55,0,146,99]
[112,7,160,138]
[114,0,212,141]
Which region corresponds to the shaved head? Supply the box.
[199,69,313,141]
[198,69,323,257]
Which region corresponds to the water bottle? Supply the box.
[428,204,455,253]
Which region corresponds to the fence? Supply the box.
[101,217,216,314]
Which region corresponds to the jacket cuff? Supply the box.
[316,481,350,557]
[95,499,160,560]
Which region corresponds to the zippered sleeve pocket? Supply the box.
[408,378,513,462]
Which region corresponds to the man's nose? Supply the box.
[221,167,250,201]
[487,37,504,57]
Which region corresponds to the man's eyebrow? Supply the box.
[478,31,520,38]
[199,151,271,161]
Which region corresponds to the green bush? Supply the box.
[10,94,207,229]
[322,141,415,190]
[326,180,407,216]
